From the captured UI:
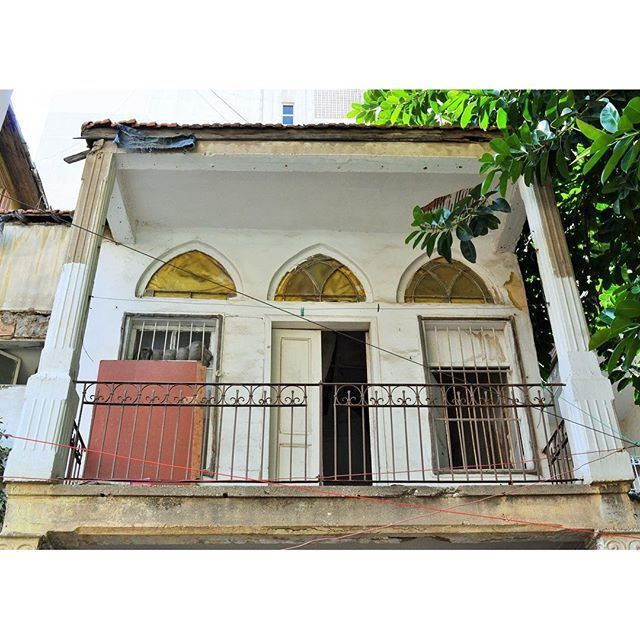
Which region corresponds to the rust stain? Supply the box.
[504,272,527,310]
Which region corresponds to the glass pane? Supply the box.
[450,273,488,303]
[274,254,365,302]
[406,259,492,304]
[282,115,294,125]
[144,250,236,299]
[282,104,294,115]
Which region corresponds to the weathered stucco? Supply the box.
[0,224,70,312]
[1,481,638,549]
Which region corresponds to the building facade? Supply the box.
[1,120,638,549]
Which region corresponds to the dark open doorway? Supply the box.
[321,331,371,485]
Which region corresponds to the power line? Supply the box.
[209,89,249,123]
[2,181,638,453]
[192,90,227,121]
[3,431,640,547]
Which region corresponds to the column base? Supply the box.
[591,532,640,550]
[0,534,46,550]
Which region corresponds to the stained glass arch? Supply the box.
[274,254,366,302]
[143,250,237,299]
[404,258,493,304]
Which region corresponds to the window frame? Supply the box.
[281,102,295,125]
[118,312,223,377]
[418,314,537,477]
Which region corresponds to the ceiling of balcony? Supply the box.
[116,168,481,233]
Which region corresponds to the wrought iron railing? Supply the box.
[542,419,574,484]
[65,421,86,482]
[70,381,574,484]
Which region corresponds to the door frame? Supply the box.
[263,313,380,483]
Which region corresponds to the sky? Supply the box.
[9,89,291,209]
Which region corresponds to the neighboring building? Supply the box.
[1,119,638,549]
[0,100,70,456]
[27,89,364,209]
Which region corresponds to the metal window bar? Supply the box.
[68,381,575,485]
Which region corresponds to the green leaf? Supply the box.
[405,230,420,245]
[589,328,612,350]
[555,149,570,179]
[469,217,488,236]
[460,102,474,128]
[616,297,640,318]
[499,172,509,197]
[481,170,497,195]
[608,339,628,375]
[621,141,640,173]
[436,231,453,262]
[490,138,511,155]
[601,137,633,183]
[623,97,640,124]
[582,147,608,175]
[539,151,549,183]
[491,197,511,212]
[496,108,508,130]
[424,233,437,256]
[460,239,477,263]
[600,102,620,134]
[576,118,602,142]
[610,313,633,334]
[455,223,473,241]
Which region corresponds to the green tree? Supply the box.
[349,90,640,399]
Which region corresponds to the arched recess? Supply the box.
[269,246,370,302]
[399,257,495,304]
[136,243,241,299]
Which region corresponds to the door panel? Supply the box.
[270,329,322,481]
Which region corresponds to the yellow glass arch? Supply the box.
[143,250,236,299]
[404,258,493,304]
[274,254,366,302]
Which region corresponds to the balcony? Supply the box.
[67,379,575,485]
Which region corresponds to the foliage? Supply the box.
[349,90,640,392]
[589,275,640,400]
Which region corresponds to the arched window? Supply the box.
[143,250,236,299]
[274,254,366,302]
[404,258,492,304]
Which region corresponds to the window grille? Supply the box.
[121,315,220,370]
[421,319,529,473]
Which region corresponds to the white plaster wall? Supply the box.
[0,224,70,311]
[78,221,542,482]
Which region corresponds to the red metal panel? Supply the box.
[83,360,206,482]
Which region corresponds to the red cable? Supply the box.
[3,431,639,545]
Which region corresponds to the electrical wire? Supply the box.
[209,89,249,123]
[3,431,639,548]
[2,180,638,454]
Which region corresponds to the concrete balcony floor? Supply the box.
[1,480,639,549]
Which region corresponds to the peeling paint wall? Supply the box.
[0,224,70,312]
[0,311,49,340]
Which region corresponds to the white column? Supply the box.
[519,179,633,483]
[5,143,115,481]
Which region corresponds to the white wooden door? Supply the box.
[270,329,322,482]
